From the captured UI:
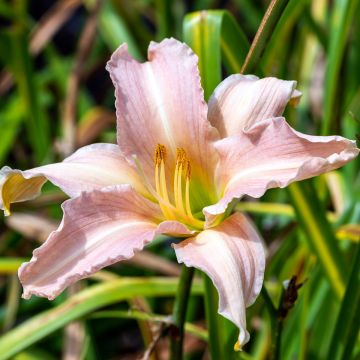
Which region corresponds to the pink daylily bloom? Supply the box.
[1,38,358,348]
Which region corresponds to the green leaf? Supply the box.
[240,0,291,73]
[322,0,360,135]
[288,181,347,299]
[90,310,208,341]
[155,0,174,39]
[203,274,224,358]
[232,0,263,32]
[236,201,295,218]
[260,0,310,73]
[0,277,203,360]
[327,244,360,360]
[170,266,195,360]
[183,9,249,99]
[0,258,26,274]
[13,349,56,360]
[0,97,23,164]
[98,1,142,59]
[8,28,50,162]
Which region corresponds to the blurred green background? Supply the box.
[0,0,359,359]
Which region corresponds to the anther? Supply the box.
[176,148,186,166]
[154,144,166,165]
[159,145,166,161]
[186,160,191,179]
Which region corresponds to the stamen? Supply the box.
[154,144,166,166]
[160,160,171,205]
[174,148,182,207]
[175,148,186,213]
[186,159,191,180]
[137,150,204,229]
[154,144,173,219]
[151,144,204,230]
[160,145,166,161]
[155,160,169,217]
[176,165,184,212]
[185,160,195,219]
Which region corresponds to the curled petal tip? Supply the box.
[234,340,242,351]
[174,213,263,351]
[21,290,31,300]
[209,117,359,222]
[208,75,298,136]
[289,89,302,107]
[0,166,45,216]
[0,144,149,216]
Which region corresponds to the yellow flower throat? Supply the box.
[153,144,204,230]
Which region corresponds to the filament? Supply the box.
[153,144,204,229]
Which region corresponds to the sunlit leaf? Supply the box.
[0,277,203,360]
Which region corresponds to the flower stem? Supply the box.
[273,314,284,360]
[170,265,195,360]
[269,276,303,360]
[261,285,279,359]
[260,285,277,320]
[203,274,224,359]
[272,288,285,360]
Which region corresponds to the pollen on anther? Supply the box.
[154,144,167,165]
[186,160,191,179]
[176,148,186,166]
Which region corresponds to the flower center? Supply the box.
[153,144,204,230]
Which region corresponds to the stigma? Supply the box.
[153,144,203,229]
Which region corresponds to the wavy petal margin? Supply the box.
[208,74,300,137]
[106,38,219,203]
[173,212,265,349]
[0,143,148,216]
[204,117,359,224]
[18,185,193,300]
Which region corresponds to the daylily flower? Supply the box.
[0,38,358,348]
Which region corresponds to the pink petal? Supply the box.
[106,38,219,193]
[208,75,299,137]
[18,185,191,300]
[204,117,359,222]
[1,143,149,215]
[157,220,194,237]
[173,212,265,348]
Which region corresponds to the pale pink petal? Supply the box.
[157,220,194,237]
[106,38,219,197]
[1,143,149,216]
[18,184,192,300]
[173,212,265,348]
[204,117,359,222]
[208,74,299,137]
